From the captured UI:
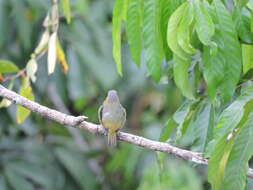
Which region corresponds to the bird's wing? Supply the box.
[121,106,126,126]
[98,105,103,125]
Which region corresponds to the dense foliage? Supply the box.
[111,0,253,189]
[1,0,253,189]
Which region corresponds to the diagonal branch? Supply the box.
[0,84,253,178]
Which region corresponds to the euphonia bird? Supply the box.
[98,90,126,146]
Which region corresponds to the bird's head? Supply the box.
[106,90,119,103]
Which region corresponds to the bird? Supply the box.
[98,90,126,146]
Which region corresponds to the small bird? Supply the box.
[98,90,126,146]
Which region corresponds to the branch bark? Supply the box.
[0,84,253,178]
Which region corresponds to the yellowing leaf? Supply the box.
[56,39,68,73]
[47,32,57,75]
[0,60,19,74]
[16,77,34,123]
[26,58,38,82]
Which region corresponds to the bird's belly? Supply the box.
[102,118,121,131]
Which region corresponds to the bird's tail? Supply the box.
[108,130,117,147]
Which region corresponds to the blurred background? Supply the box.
[0,0,211,189]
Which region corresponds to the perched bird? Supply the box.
[98,90,126,146]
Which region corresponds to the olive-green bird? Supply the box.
[98,90,126,146]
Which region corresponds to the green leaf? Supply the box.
[160,0,182,60]
[208,135,235,190]
[159,118,177,142]
[208,85,253,190]
[232,7,253,44]
[202,39,225,99]
[16,78,34,124]
[112,0,124,76]
[143,0,164,81]
[190,99,213,152]
[7,161,55,189]
[242,44,253,74]
[203,0,242,101]
[55,147,96,190]
[126,0,142,66]
[173,99,200,141]
[60,0,72,24]
[5,167,34,190]
[213,86,253,140]
[234,0,249,7]
[173,55,194,99]
[214,0,242,102]
[177,2,196,54]
[0,60,19,74]
[122,0,129,21]
[223,112,253,190]
[167,2,189,60]
[194,0,215,45]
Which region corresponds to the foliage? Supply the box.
[1,0,253,189]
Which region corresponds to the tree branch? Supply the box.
[0,84,253,178]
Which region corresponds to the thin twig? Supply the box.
[2,68,26,82]
[0,84,253,178]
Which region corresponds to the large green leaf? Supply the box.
[203,0,242,101]
[5,167,34,190]
[173,55,194,99]
[232,7,253,44]
[159,100,197,143]
[208,135,235,190]
[160,0,183,60]
[223,112,253,190]
[190,99,213,152]
[159,118,177,142]
[214,86,253,139]
[242,44,253,74]
[194,0,215,45]
[126,0,142,66]
[173,99,200,141]
[143,0,164,81]
[0,60,19,74]
[112,0,124,76]
[167,2,189,60]
[202,36,225,99]
[213,85,253,140]
[7,161,56,189]
[214,0,242,101]
[177,2,196,54]
[208,85,253,190]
